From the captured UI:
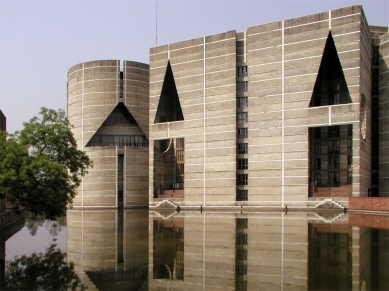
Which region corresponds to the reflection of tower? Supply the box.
[308,223,352,290]
[67,60,149,208]
[153,218,184,280]
[66,210,149,290]
[236,217,248,291]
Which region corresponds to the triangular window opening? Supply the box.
[154,61,184,123]
[103,103,138,126]
[86,103,148,147]
[309,32,351,107]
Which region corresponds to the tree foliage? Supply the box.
[5,244,87,291]
[0,108,92,218]
[25,213,66,236]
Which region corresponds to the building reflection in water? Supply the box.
[66,209,149,290]
[308,222,352,290]
[67,210,389,290]
[153,215,184,280]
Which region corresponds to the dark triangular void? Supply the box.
[154,61,184,123]
[309,32,351,107]
[86,103,148,147]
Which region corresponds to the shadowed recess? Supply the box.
[154,61,184,123]
[309,32,351,107]
[86,103,148,147]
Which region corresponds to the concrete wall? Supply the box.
[379,33,389,196]
[247,5,371,204]
[148,211,309,290]
[149,32,238,206]
[67,210,149,290]
[67,60,149,207]
[149,5,375,207]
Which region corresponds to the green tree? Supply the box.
[5,244,87,291]
[0,108,92,219]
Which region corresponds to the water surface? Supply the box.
[4,210,389,290]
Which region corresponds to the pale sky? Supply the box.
[1,0,388,133]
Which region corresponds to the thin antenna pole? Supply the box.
[156,0,158,46]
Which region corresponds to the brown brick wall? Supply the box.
[349,197,389,212]
[349,213,389,230]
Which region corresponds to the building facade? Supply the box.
[0,110,6,213]
[149,5,389,208]
[0,110,5,132]
[67,60,149,208]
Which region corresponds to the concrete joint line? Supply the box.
[329,9,332,30]
[82,63,84,207]
[329,106,332,125]
[281,20,285,206]
[203,36,206,205]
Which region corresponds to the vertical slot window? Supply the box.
[117,154,124,207]
[119,71,123,99]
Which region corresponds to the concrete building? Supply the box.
[0,110,6,214]
[67,60,149,208]
[147,211,388,291]
[149,4,389,209]
[0,110,5,132]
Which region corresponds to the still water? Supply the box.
[3,209,389,290]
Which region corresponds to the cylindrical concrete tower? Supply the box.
[67,60,149,207]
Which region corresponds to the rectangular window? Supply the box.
[329,172,339,185]
[314,173,321,186]
[329,156,339,169]
[237,190,248,201]
[238,96,248,108]
[237,112,248,124]
[329,126,340,138]
[117,154,124,207]
[237,174,248,186]
[314,127,321,139]
[236,233,247,244]
[237,81,248,93]
[237,128,248,139]
[236,281,247,291]
[238,158,248,170]
[314,143,321,154]
[328,140,340,154]
[314,158,321,170]
[176,137,184,149]
[238,143,248,154]
[119,71,124,98]
[236,264,247,275]
[236,218,248,228]
[347,124,353,137]
[237,66,248,78]
[237,248,247,260]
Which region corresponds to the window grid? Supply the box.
[237,128,248,139]
[238,158,248,170]
[237,174,248,186]
[238,143,248,154]
[238,97,248,108]
[237,190,248,201]
[237,81,248,93]
[237,112,248,124]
